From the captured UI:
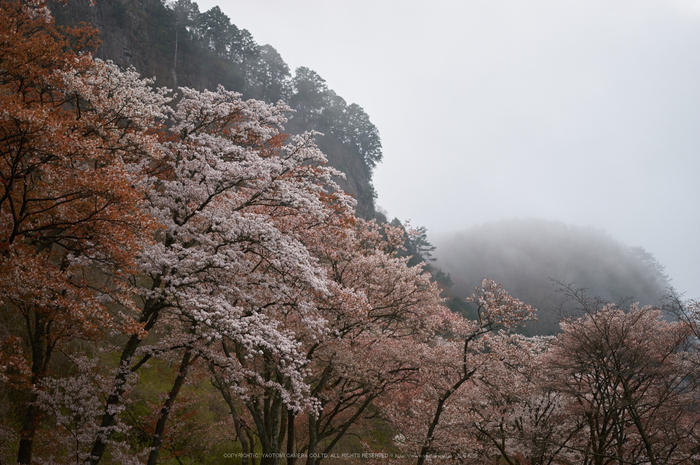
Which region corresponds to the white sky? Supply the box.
[197,0,700,299]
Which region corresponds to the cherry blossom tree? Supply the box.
[379,280,537,465]
[204,216,448,465]
[32,355,145,464]
[545,298,700,465]
[294,219,446,465]
[0,2,166,462]
[87,79,355,463]
[455,334,583,465]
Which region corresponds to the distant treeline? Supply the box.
[433,218,671,334]
[50,0,382,217]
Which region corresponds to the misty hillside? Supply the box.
[49,0,382,218]
[433,219,671,334]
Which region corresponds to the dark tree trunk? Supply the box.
[306,414,318,465]
[17,393,40,465]
[88,290,164,465]
[17,312,51,465]
[416,340,475,465]
[147,347,194,465]
[287,410,296,465]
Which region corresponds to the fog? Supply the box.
[195,0,700,299]
[432,219,671,334]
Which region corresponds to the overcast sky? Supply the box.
[197,0,699,299]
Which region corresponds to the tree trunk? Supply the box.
[320,395,376,462]
[17,312,50,465]
[212,367,251,464]
[416,338,478,465]
[88,292,163,465]
[306,414,318,465]
[246,429,257,465]
[147,347,194,465]
[88,333,142,464]
[17,393,40,465]
[287,410,296,465]
[246,397,277,465]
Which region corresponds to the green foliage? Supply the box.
[245,45,290,102]
[386,219,453,293]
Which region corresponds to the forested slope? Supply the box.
[49,0,382,218]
